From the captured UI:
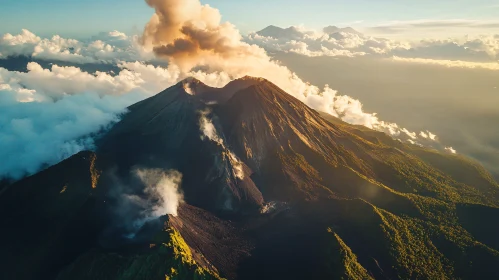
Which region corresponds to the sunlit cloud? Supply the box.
[392,56,499,70]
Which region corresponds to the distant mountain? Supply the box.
[323,25,362,35]
[256,25,305,39]
[1,77,499,280]
[256,25,362,39]
[0,55,122,74]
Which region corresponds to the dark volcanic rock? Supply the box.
[98,80,264,213]
[0,151,106,280]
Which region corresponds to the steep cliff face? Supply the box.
[1,77,499,280]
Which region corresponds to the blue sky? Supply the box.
[1,0,499,37]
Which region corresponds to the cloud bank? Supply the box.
[0,90,136,179]
[0,29,151,64]
[392,56,499,71]
[367,19,499,37]
[246,25,499,70]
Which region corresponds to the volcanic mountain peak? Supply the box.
[257,25,362,39]
[256,25,303,39]
[239,75,265,81]
[3,76,499,280]
[111,76,271,139]
[186,75,268,104]
[225,77,325,122]
[231,76,269,88]
[181,77,217,96]
[181,76,203,84]
[323,25,362,35]
[98,76,265,214]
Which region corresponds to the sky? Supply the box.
[1,0,499,37]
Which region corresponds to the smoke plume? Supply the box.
[199,108,224,145]
[126,168,183,234]
[198,109,244,179]
[141,0,437,145]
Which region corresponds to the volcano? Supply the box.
[1,77,499,280]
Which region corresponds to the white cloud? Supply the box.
[95,30,128,42]
[246,26,413,58]
[392,56,499,71]
[401,128,417,139]
[0,89,142,179]
[0,29,152,63]
[0,29,41,58]
[0,62,161,179]
[366,19,499,37]
[0,62,145,101]
[407,139,423,147]
[428,131,437,141]
[246,34,368,57]
[419,131,437,141]
[246,25,499,68]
